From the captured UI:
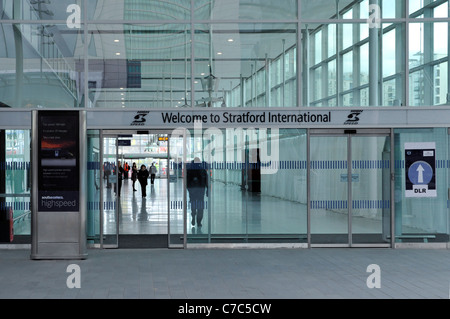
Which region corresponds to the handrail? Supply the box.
[13,210,31,224]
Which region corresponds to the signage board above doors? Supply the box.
[85,108,450,130]
[3,107,450,130]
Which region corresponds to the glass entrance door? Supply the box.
[99,130,178,248]
[310,129,392,247]
[350,135,391,245]
[102,135,119,247]
[310,135,349,244]
[0,129,31,239]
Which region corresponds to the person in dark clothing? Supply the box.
[137,164,150,197]
[131,162,138,191]
[186,157,208,227]
[117,161,125,197]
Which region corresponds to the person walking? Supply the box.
[123,162,130,179]
[186,157,208,227]
[137,164,150,197]
[131,162,138,191]
[116,161,125,197]
[149,163,157,185]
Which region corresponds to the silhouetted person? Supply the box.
[137,164,149,197]
[187,157,208,227]
[131,162,138,191]
[149,163,157,184]
[116,161,125,197]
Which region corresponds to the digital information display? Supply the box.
[37,111,80,211]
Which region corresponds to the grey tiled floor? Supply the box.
[1,247,450,299]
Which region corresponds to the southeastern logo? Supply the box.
[344,110,363,125]
[131,111,150,126]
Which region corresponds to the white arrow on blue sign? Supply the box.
[408,161,433,185]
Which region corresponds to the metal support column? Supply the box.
[369,0,380,107]
[448,4,450,104]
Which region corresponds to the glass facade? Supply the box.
[0,129,31,237]
[185,128,307,244]
[0,0,448,109]
[0,0,449,248]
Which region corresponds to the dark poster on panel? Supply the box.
[38,111,79,211]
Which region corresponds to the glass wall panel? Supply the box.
[342,22,353,50]
[301,0,405,19]
[410,0,449,18]
[304,20,407,107]
[301,0,341,19]
[383,0,405,18]
[310,136,349,244]
[409,22,449,106]
[409,0,425,15]
[394,128,448,243]
[102,136,118,246]
[194,23,297,107]
[195,0,297,20]
[351,135,391,245]
[434,1,449,18]
[86,0,189,21]
[257,129,307,242]
[0,129,31,237]
[87,130,100,245]
[186,128,307,244]
[169,134,184,247]
[87,24,191,108]
[0,0,84,21]
[360,43,369,86]
[382,28,396,79]
[0,23,83,108]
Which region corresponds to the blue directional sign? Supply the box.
[405,143,436,197]
[408,161,433,185]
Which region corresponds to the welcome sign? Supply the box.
[85,107,450,129]
[88,109,341,129]
[160,111,332,125]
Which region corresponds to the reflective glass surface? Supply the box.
[0,129,31,236]
[394,128,449,243]
[195,0,297,20]
[0,0,84,21]
[87,24,191,108]
[185,128,307,244]
[194,23,297,108]
[0,23,83,108]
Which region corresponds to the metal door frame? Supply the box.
[308,128,394,248]
[98,129,175,249]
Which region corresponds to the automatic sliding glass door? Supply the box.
[101,135,119,248]
[351,135,391,245]
[99,130,178,248]
[310,135,349,245]
[310,130,392,247]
